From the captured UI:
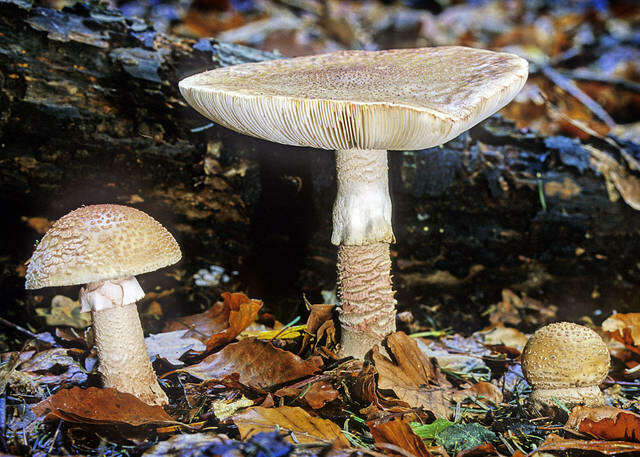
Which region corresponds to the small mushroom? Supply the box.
[25,204,181,405]
[179,47,528,359]
[521,322,610,413]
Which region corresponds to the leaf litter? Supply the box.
[5,0,640,456]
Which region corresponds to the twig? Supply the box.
[269,316,301,341]
[558,69,640,94]
[542,66,617,127]
[0,317,57,347]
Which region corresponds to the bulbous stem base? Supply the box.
[529,385,605,414]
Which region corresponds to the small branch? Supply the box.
[0,317,57,346]
[542,66,617,127]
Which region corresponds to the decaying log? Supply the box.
[1,0,639,333]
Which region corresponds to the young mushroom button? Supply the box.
[522,322,611,414]
[179,46,528,359]
[25,204,182,406]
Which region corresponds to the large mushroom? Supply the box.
[179,47,528,359]
[25,204,181,405]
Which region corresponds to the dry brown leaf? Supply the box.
[374,332,453,419]
[349,364,408,416]
[13,348,87,389]
[567,406,640,442]
[274,381,339,409]
[164,292,262,350]
[303,381,340,409]
[180,338,321,391]
[35,295,91,328]
[300,303,336,354]
[33,387,176,426]
[537,433,640,455]
[603,314,640,355]
[488,289,556,328]
[22,216,53,234]
[476,324,528,352]
[233,406,349,446]
[369,417,433,457]
[452,382,503,405]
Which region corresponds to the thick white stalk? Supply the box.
[332,149,394,246]
[80,277,168,406]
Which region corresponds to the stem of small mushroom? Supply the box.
[333,149,397,359]
[531,386,606,410]
[80,277,169,406]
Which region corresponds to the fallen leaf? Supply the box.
[179,338,321,390]
[212,395,254,421]
[349,364,408,415]
[164,292,261,350]
[12,348,87,390]
[142,431,294,457]
[374,332,453,419]
[22,216,52,234]
[35,295,91,328]
[242,324,307,340]
[143,433,229,457]
[33,387,176,426]
[567,406,640,442]
[302,381,340,409]
[537,433,640,455]
[488,289,556,328]
[417,336,490,375]
[457,443,500,457]
[233,406,349,446]
[452,381,503,405]
[411,418,454,440]
[603,314,640,355]
[145,330,206,365]
[275,381,339,409]
[369,417,433,457]
[143,300,163,319]
[435,423,497,454]
[300,303,336,353]
[475,324,527,352]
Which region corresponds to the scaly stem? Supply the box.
[332,149,396,359]
[337,243,396,359]
[81,277,168,405]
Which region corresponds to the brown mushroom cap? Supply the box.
[179,46,528,151]
[521,322,610,390]
[25,204,181,289]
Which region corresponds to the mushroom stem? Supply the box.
[531,386,606,410]
[337,243,397,359]
[332,149,394,246]
[332,149,397,359]
[92,302,168,405]
[81,277,168,406]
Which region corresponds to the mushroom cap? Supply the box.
[521,322,610,390]
[25,204,182,289]
[179,46,528,151]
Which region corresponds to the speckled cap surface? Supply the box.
[25,205,182,289]
[179,46,528,151]
[521,322,610,389]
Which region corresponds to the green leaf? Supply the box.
[435,423,497,453]
[410,418,453,440]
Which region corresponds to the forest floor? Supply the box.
[1,0,640,456]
